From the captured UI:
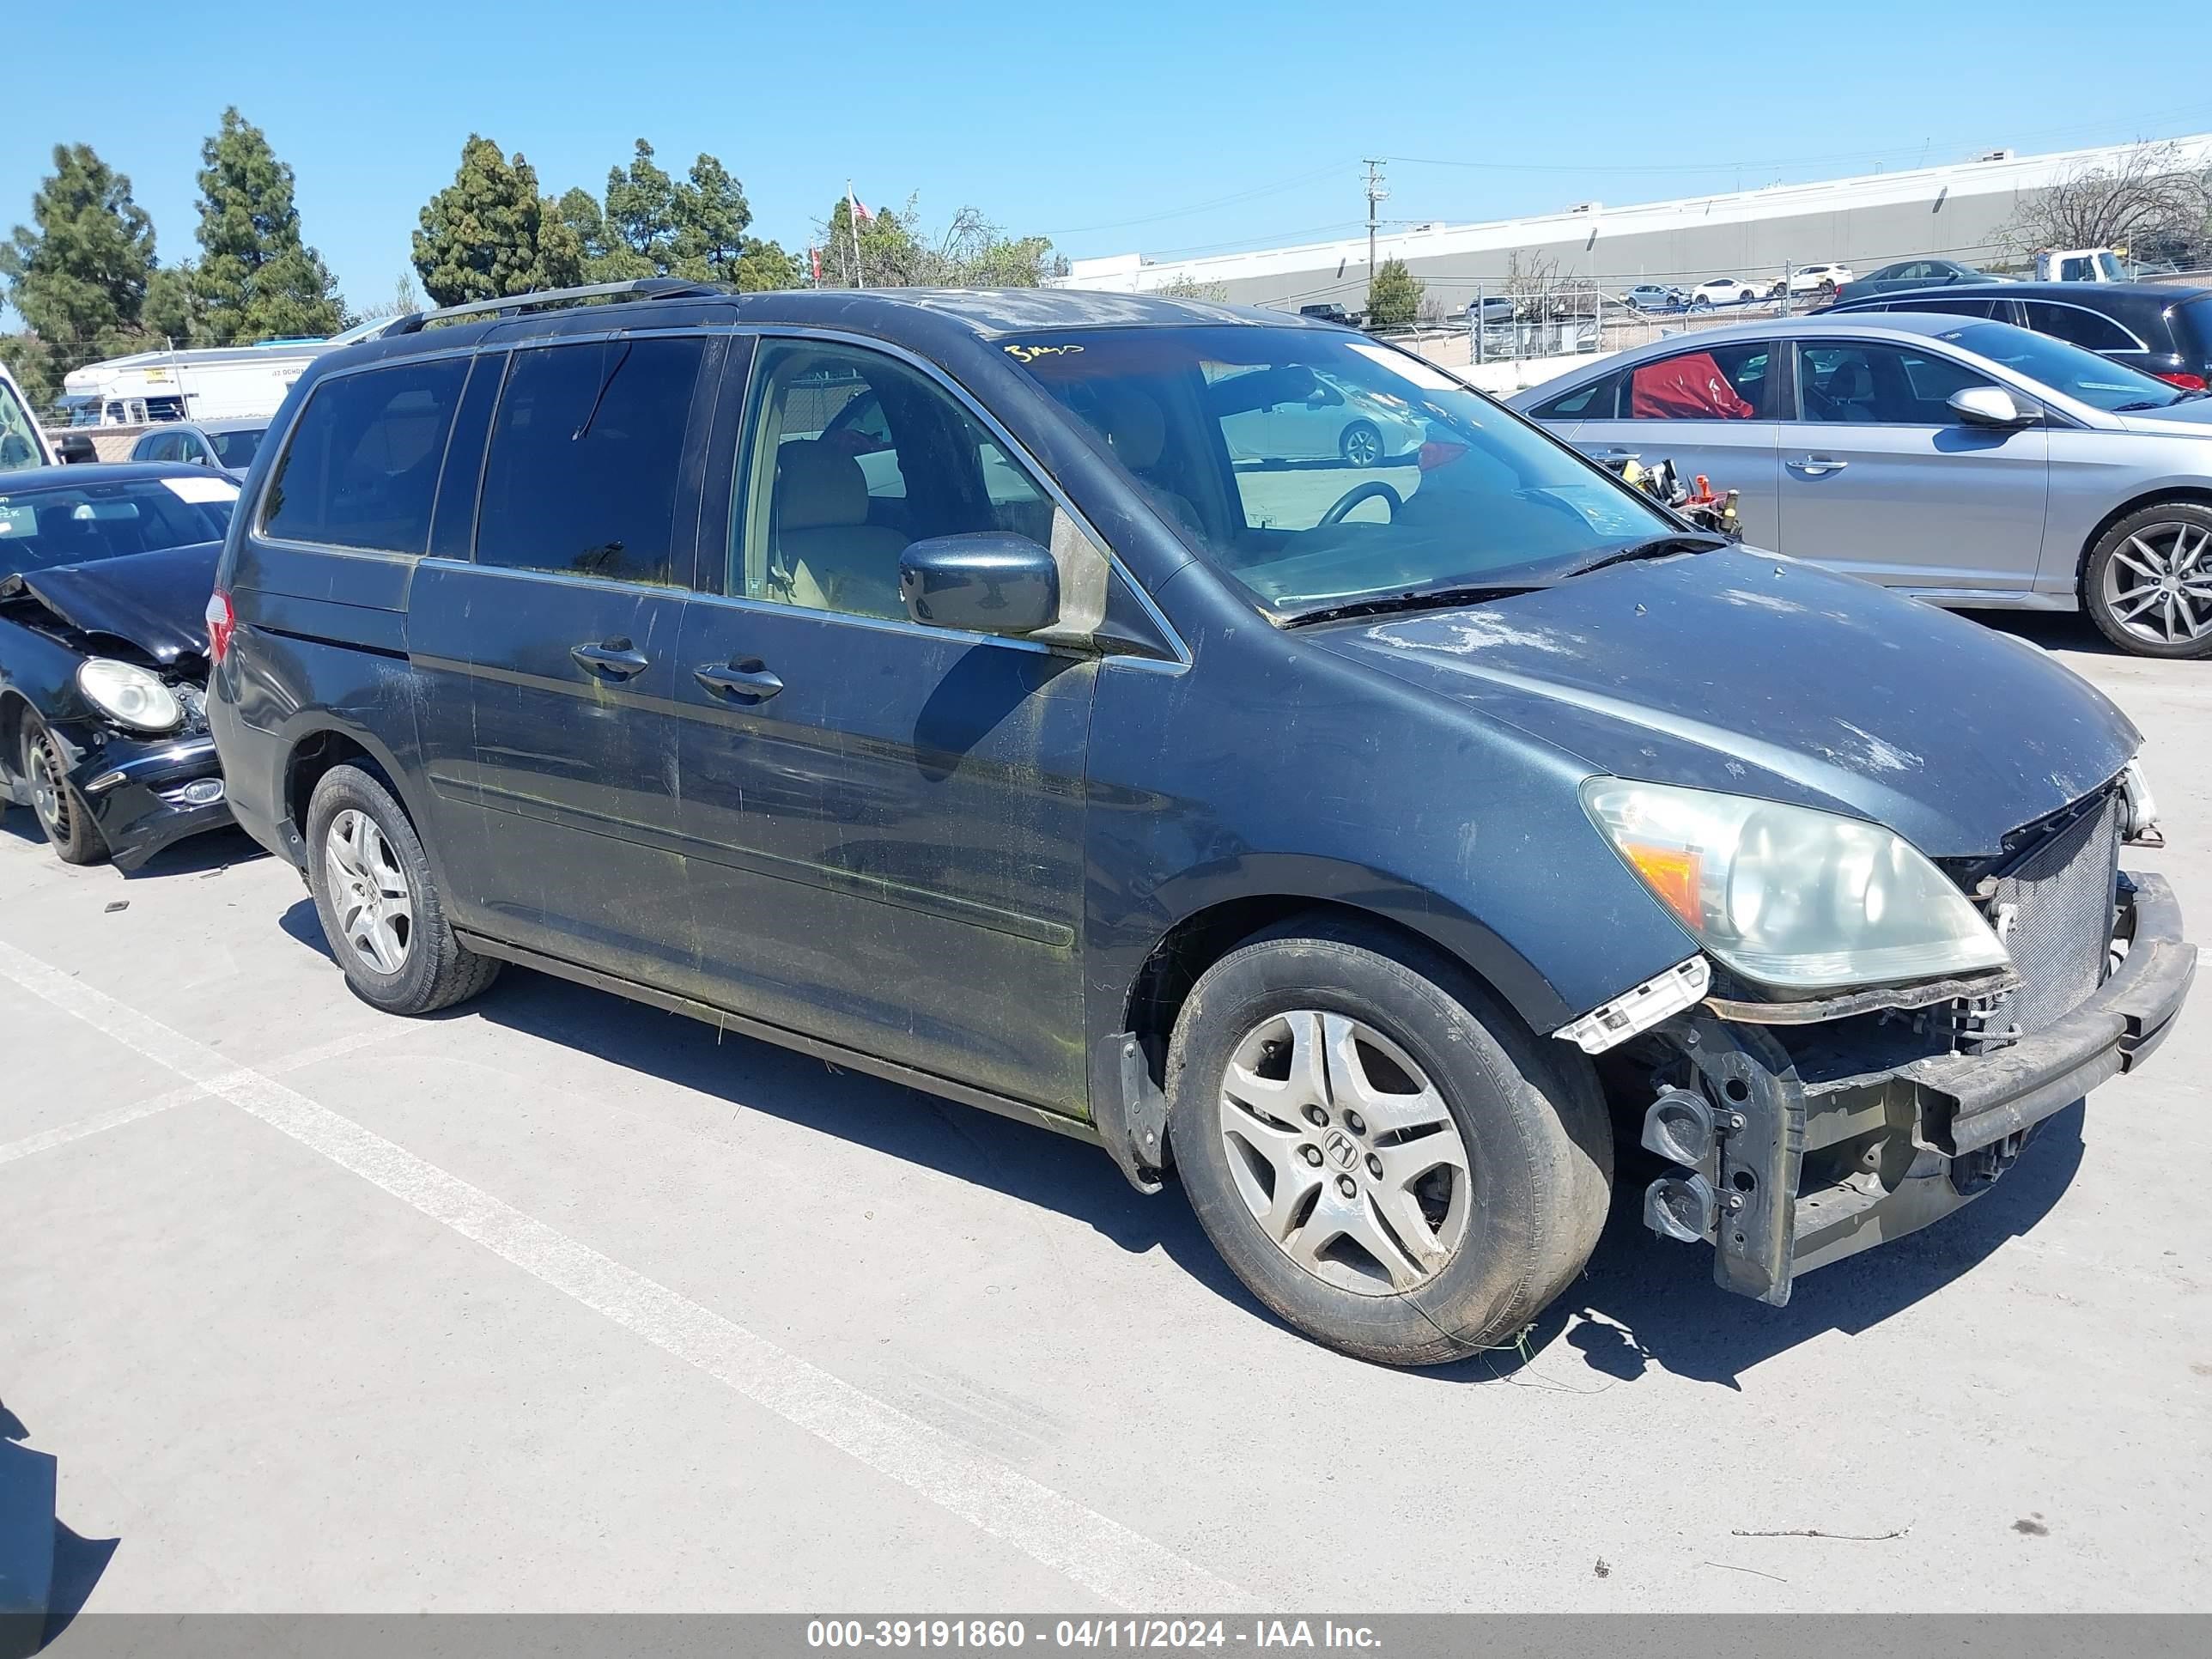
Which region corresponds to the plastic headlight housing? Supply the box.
[1582,778,2009,992]
[76,659,183,733]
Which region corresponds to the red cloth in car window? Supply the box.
[1630,352,1755,420]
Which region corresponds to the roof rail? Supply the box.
[386,277,728,336]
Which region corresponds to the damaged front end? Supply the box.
[0,542,230,870]
[58,678,228,871]
[1581,779,2195,1304]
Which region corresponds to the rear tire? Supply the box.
[2082,502,2212,659]
[20,715,107,866]
[306,763,500,1015]
[1165,916,1612,1366]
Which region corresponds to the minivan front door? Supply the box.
[1778,338,2050,593]
[671,338,1095,1106]
[408,332,717,984]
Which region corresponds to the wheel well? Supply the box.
[0,692,28,785]
[1123,896,1524,1085]
[284,731,388,839]
[2077,489,2212,592]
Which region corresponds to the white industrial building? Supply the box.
[1058,135,2212,313]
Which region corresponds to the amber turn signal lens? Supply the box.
[1620,842,1703,929]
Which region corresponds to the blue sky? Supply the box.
[5,0,2210,325]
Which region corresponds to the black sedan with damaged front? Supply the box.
[0,464,237,869]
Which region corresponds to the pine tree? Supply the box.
[412,137,581,307]
[1368,258,1423,328]
[191,108,344,343]
[0,143,159,381]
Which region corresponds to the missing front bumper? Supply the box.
[1639,872,2194,1304]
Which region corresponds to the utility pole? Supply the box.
[1363,158,1389,314]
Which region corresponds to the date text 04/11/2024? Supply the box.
[804,1620,1382,1649]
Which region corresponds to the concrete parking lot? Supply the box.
[3,611,2208,1619]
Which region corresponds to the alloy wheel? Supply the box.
[27,735,71,843]
[1341,422,1382,467]
[2101,521,2212,646]
[1216,1010,1473,1296]
[324,808,415,975]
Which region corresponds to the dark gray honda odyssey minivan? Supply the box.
[206,281,2195,1364]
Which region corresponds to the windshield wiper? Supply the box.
[1278,581,1537,629]
[1559,532,1731,580]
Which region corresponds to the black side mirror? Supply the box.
[899,532,1060,636]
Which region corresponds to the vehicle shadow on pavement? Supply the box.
[0,1397,118,1654]
[1516,1104,2087,1391]
[1961,610,2121,658]
[0,814,264,879]
[276,902,1269,1314]
[276,899,2089,1387]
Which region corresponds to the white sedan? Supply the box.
[1688,276,1765,307]
[1771,263,1855,297]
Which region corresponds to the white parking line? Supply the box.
[0,1030,388,1168]
[0,935,1254,1612]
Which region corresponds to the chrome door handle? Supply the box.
[1787,455,1849,477]
[695,659,784,702]
[570,640,649,678]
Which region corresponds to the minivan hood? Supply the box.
[0,541,221,665]
[1309,549,2139,857]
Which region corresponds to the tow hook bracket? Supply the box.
[1091,1030,1168,1195]
[1683,1015,1804,1307]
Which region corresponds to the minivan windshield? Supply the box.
[1001,325,1675,617]
[0,477,235,577]
[1937,320,2191,410]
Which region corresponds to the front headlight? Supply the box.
[1583,778,2008,992]
[76,659,183,733]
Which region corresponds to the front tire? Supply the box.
[306,763,500,1014]
[21,715,107,866]
[1338,420,1383,467]
[1165,917,1612,1366]
[2083,502,2212,659]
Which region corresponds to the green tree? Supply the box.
[191,108,345,343]
[813,195,1058,289]
[732,240,801,292]
[669,154,751,283]
[0,143,159,383]
[143,266,202,345]
[1367,257,1422,328]
[554,185,647,283]
[604,140,678,267]
[0,333,56,414]
[412,136,582,307]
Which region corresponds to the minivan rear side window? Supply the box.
[2020,300,2141,354]
[262,359,469,553]
[474,336,707,586]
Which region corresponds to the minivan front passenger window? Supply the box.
[734,342,1053,621]
[262,359,468,554]
[475,336,707,586]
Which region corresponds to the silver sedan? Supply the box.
[1510,313,2212,658]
